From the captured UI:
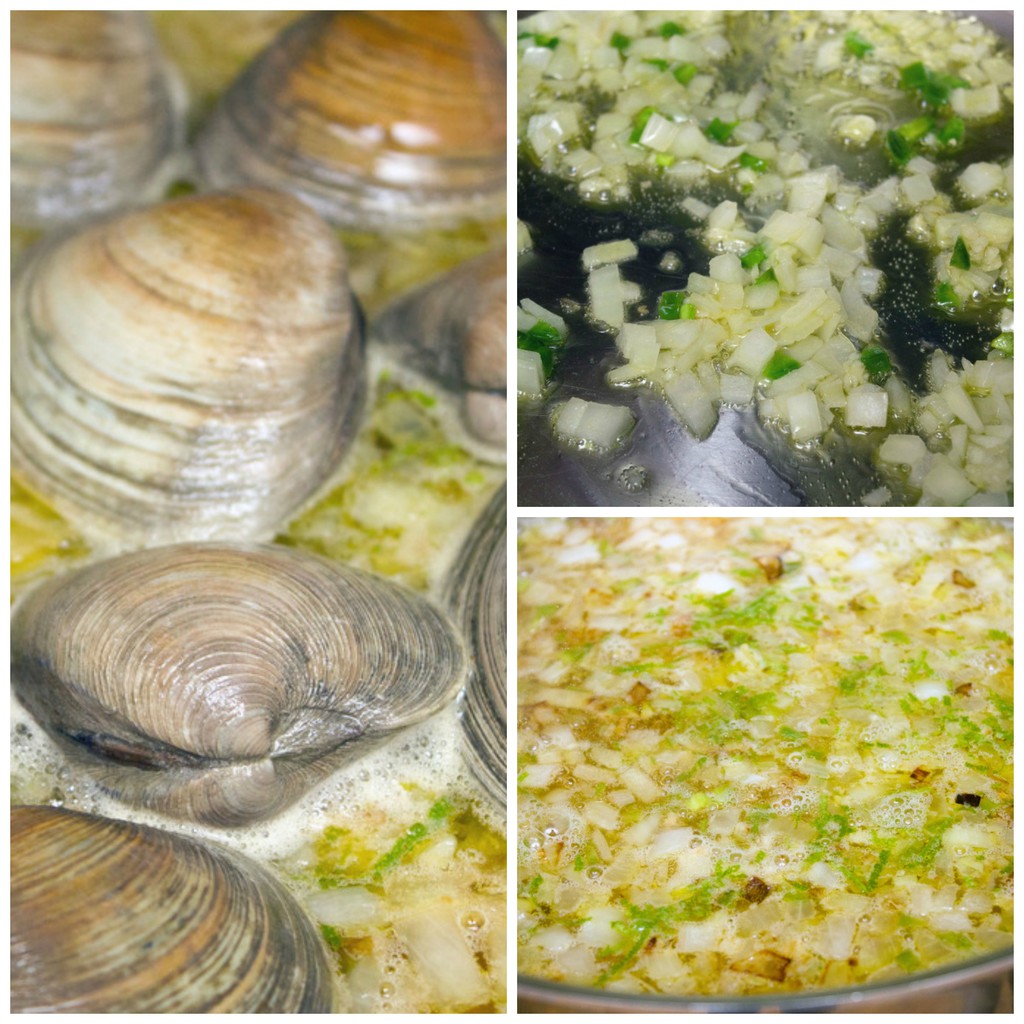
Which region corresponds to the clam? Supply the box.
[372,248,507,457]
[445,486,507,806]
[196,11,506,233]
[10,543,467,827]
[11,11,182,230]
[11,187,364,550]
[11,804,334,1012]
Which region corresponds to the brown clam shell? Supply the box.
[11,11,182,229]
[11,805,335,1012]
[197,12,506,232]
[11,188,364,549]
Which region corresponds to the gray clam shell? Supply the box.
[11,543,467,827]
[12,804,335,1012]
[445,486,506,805]
[372,248,506,458]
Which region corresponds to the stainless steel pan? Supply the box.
[518,948,1011,1012]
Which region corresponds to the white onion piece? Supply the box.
[728,328,776,376]
[651,827,695,857]
[520,762,563,788]
[518,349,545,398]
[588,264,626,327]
[845,384,889,428]
[583,238,638,270]
[666,372,718,439]
[308,886,385,929]
[818,914,857,960]
[788,390,826,441]
[959,162,1004,201]
[950,82,1001,119]
[621,766,661,803]
[578,906,623,948]
[554,397,635,449]
[398,908,490,1008]
[902,173,936,205]
[879,433,928,466]
[520,298,567,337]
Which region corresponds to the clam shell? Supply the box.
[11,543,467,827]
[445,486,506,805]
[11,188,364,549]
[197,11,506,232]
[11,805,334,1012]
[12,11,182,230]
[372,248,506,457]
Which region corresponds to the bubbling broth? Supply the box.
[517,517,1012,997]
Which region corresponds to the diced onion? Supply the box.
[520,298,567,337]
[878,433,928,466]
[787,391,826,441]
[308,886,385,929]
[921,457,977,505]
[621,766,661,802]
[520,763,563,788]
[959,162,1004,201]
[518,349,546,398]
[845,384,889,428]
[639,112,679,152]
[719,371,755,406]
[651,827,695,857]
[527,106,581,157]
[588,264,626,327]
[902,174,936,205]
[728,327,776,376]
[818,914,857,960]
[582,238,639,270]
[950,82,1001,119]
[665,372,718,439]
[554,397,635,449]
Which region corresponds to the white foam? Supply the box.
[11,694,500,863]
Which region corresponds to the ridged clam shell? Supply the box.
[372,248,506,457]
[197,11,506,232]
[11,805,334,1012]
[11,188,364,549]
[11,543,467,827]
[445,486,506,806]
[12,11,182,230]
